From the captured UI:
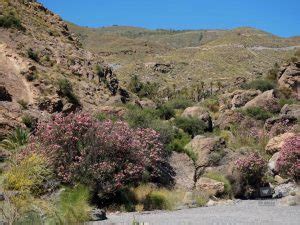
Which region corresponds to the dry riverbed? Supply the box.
[90,200,300,225]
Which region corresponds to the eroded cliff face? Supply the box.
[0,0,129,138]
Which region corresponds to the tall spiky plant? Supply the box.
[0,127,29,151]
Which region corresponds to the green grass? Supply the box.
[243,107,274,121]
[0,13,23,30]
[0,128,29,151]
[53,185,92,224]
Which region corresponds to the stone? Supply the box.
[219,89,261,111]
[0,86,12,102]
[62,103,77,114]
[278,61,300,100]
[37,95,63,113]
[196,177,225,196]
[264,115,298,137]
[90,208,107,221]
[182,106,213,131]
[265,132,296,154]
[274,175,289,185]
[185,135,226,168]
[243,90,281,113]
[169,152,195,191]
[0,193,5,201]
[280,104,300,120]
[273,182,297,198]
[215,110,244,130]
[268,152,279,173]
[136,99,157,109]
[97,106,127,118]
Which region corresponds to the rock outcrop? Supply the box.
[182,106,213,131]
[215,110,244,130]
[195,177,225,196]
[169,152,195,190]
[278,61,300,100]
[265,132,296,154]
[220,89,261,111]
[280,104,300,120]
[243,90,281,113]
[264,115,298,137]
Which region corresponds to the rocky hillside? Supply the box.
[0,0,129,139]
[69,24,300,90]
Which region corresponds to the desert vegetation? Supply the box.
[0,0,300,224]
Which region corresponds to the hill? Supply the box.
[69,24,300,90]
[0,0,127,138]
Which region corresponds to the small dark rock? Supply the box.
[90,209,107,221]
[0,193,5,201]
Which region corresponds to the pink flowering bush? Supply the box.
[235,153,267,199]
[25,113,166,196]
[276,135,300,180]
[236,153,267,185]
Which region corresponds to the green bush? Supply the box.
[149,120,176,146]
[0,13,23,30]
[202,97,219,113]
[241,79,275,92]
[166,97,194,110]
[167,129,191,153]
[125,105,158,128]
[27,48,39,62]
[128,75,159,99]
[204,171,232,198]
[174,117,206,137]
[58,78,80,105]
[279,97,297,108]
[54,185,92,224]
[4,153,51,195]
[157,104,175,120]
[0,128,29,151]
[244,107,273,121]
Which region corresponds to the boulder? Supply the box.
[136,99,157,109]
[195,177,225,196]
[169,152,195,190]
[37,95,63,113]
[265,132,296,154]
[62,103,77,114]
[185,135,226,168]
[273,182,297,198]
[278,61,300,100]
[220,89,261,111]
[243,90,280,113]
[264,115,298,137]
[280,104,300,120]
[274,175,289,185]
[182,106,213,131]
[97,106,127,118]
[268,152,279,173]
[0,86,12,102]
[215,110,244,130]
[90,208,107,221]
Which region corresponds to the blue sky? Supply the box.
[38,0,300,37]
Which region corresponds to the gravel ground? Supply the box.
[90,200,300,225]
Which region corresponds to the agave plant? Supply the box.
[0,127,29,151]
